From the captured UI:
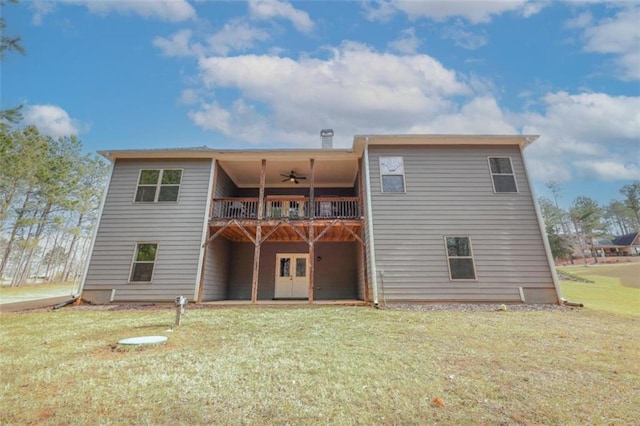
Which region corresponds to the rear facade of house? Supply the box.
[81,134,561,305]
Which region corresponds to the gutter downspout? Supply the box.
[363,138,380,307]
[76,158,115,300]
[520,143,564,304]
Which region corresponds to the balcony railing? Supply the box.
[212,196,361,220]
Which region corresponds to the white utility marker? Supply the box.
[118,336,168,345]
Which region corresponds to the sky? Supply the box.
[3,0,639,209]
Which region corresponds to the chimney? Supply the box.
[320,129,334,149]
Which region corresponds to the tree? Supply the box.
[603,200,633,235]
[545,180,570,234]
[620,181,640,227]
[0,125,108,286]
[539,196,572,260]
[569,196,603,265]
[60,155,109,281]
[0,0,25,127]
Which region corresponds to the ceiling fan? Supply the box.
[280,171,307,184]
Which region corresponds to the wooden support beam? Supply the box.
[233,220,256,244]
[336,220,364,244]
[206,222,231,244]
[290,222,310,243]
[309,158,315,219]
[251,224,262,304]
[257,159,266,219]
[308,224,314,304]
[259,220,285,243]
[359,229,369,303]
[312,219,339,243]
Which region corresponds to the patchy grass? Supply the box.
[1,306,639,425]
[559,263,640,317]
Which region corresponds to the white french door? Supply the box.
[274,253,309,298]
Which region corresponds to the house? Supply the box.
[593,232,640,257]
[80,134,562,305]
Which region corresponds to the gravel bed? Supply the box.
[385,303,574,312]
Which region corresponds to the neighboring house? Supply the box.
[81,134,561,305]
[593,232,640,257]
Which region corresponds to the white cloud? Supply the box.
[22,105,86,137]
[388,27,421,54]
[520,91,640,183]
[573,160,640,181]
[190,43,514,146]
[441,20,488,50]
[571,5,640,80]
[31,0,196,23]
[154,20,271,58]
[190,99,269,142]
[207,19,270,56]
[363,0,545,24]
[30,1,56,25]
[153,29,203,57]
[249,0,314,33]
[416,97,516,134]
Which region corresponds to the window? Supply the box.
[130,243,158,282]
[135,169,182,202]
[379,156,405,193]
[488,157,517,193]
[444,236,476,280]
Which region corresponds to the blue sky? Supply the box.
[3,0,639,208]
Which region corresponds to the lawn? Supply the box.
[559,263,640,317]
[1,304,639,425]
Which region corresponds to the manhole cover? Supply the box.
[118,336,168,345]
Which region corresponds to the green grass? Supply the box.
[1,306,639,425]
[559,263,640,317]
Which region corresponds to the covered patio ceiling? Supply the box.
[218,157,360,188]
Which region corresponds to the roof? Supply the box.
[99,134,540,161]
[613,232,640,246]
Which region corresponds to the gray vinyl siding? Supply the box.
[84,158,212,302]
[224,242,358,300]
[202,237,230,301]
[215,166,237,198]
[368,145,557,303]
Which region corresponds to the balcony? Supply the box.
[212,196,361,220]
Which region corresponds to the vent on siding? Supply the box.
[320,129,334,149]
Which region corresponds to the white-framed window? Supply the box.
[488,157,518,193]
[129,243,158,282]
[379,156,405,193]
[444,236,477,280]
[135,169,183,202]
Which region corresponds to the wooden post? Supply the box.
[308,224,314,304]
[257,159,266,219]
[251,225,261,304]
[360,236,369,304]
[309,158,315,219]
[251,159,266,304]
[357,157,369,302]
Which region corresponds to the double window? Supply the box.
[130,243,158,282]
[135,169,182,202]
[444,236,477,280]
[379,156,405,193]
[488,157,517,193]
